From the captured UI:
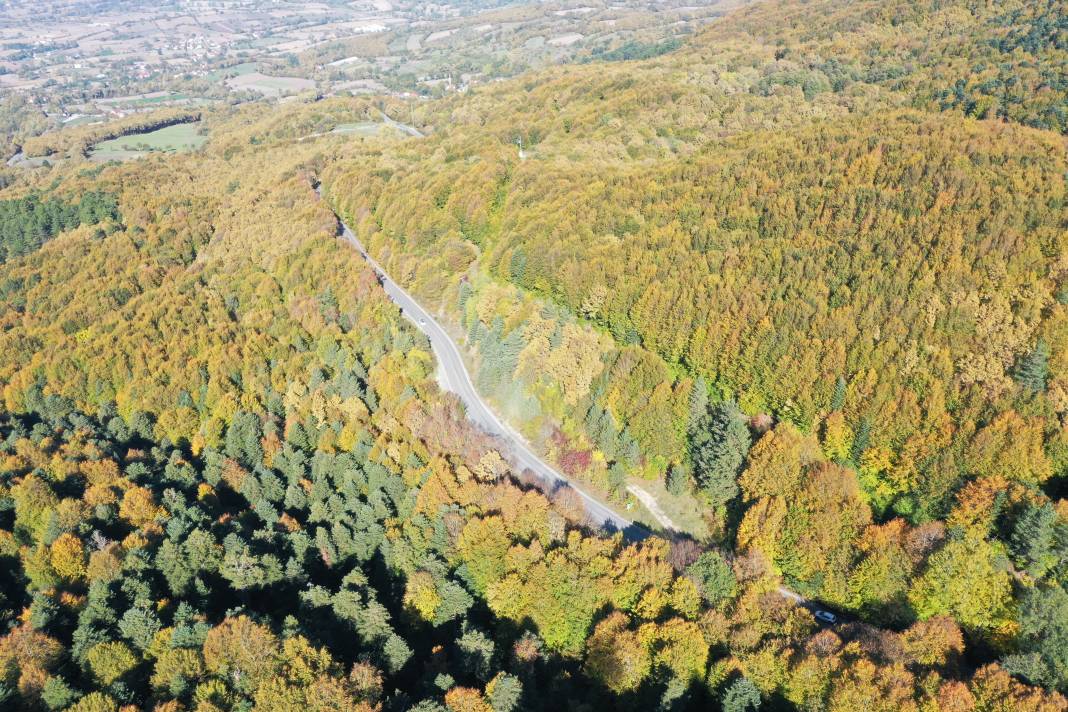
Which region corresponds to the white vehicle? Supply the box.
[814,610,837,625]
[419,317,427,326]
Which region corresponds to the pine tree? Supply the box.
[1015,338,1050,392]
[381,633,412,674]
[509,248,527,284]
[41,676,79,711]
[225,411,263,468]
[487,673,522,712]
[850,416,871,465]
[687,376,710,436]
[830,375,847,411]
[317,286,339,323]
[457,624,496,681]
[118,606,161,651]
[458,280,474,322]
[1011,503,1068,579]
[690,402,751,508]
[665,463,689,496]
[1002,585,1068,691]
[686,551,736,606]
[722,677,761,712]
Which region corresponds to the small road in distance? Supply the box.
[377,109,425,138]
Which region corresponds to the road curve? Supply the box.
[329,206,644,538]
[377,109,425,138]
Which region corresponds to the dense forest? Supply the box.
[0,0,1067,709]
[0,191,119,262]
[0,124,1063,711]
[317,0,1068,704]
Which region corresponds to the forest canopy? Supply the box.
[1,0,1067,710]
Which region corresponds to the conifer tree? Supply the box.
[1015,338,1050,392]
[665,463,689,496]
[690,402,751,507]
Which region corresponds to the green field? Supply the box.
[97,92,190,108]
[124,93,189,106]
[205,62,259,81]
[226,72,315,97]
[61,114,105,128]
[331,122,385,136]
[89,122,207,162]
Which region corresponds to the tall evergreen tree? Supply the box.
[690,401,751,508]
[1015,338,1051,392]
[688,376,710,436]
[1002,585,1068,691]
[224,411,263,468]
[830,375,847,412]
[665,463,689,496]
[1011,503,1068,579]
[722,677,761,712]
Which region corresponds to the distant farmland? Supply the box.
[226,72,316,97]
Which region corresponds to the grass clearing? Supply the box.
[62,114,105,128]
[123,93,190,107]
[205,62,259,81]
[627,475,712,541]
[97,92,190,108]
[89,122,207,162]
[332,122,385,136]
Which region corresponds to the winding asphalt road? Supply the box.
[330,209,644,538]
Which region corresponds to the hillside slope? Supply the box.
[0,0,1067,709]
[316,0,1068,697]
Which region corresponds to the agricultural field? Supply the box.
[0,0,745,157]
[94,92,194,110]
[88,121,207,161]
[226,72,317,98]
[311,0,748,95]
[204,62,260,81]
[58,114,104,128]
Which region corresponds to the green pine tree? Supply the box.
[1016,338,1051,392]
[690,401,751,508]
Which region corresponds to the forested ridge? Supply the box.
[325,0,1068,505]
[7,109,1043,712]
[710,0,1068,133]
[319,0,1068,704]
[0,0,1067,709]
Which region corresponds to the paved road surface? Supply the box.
[330,206,644,538]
